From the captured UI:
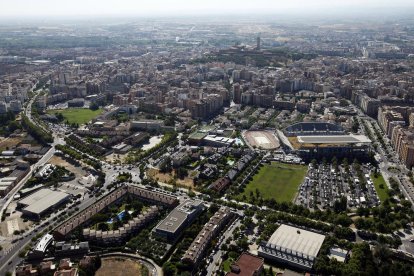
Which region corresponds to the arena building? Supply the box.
[258,224,325,271]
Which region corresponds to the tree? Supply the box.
[162,262,177,276]
[8,121,20,132]
[176,167,188,179]
[94,255,102,270]
[97,223,109,231]
[333,196,347,213]
[55,112,64,122]
[159,157,172,173]
[89,102,99,111]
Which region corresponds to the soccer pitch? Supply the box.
[48,108,103,125]
[240,162,307,202]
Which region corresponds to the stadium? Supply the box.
[284,122,346,137]
[243,130,280,150]
[277,122,372,160]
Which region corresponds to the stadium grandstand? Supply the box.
[278,122,372,160]
[284,122,345,137]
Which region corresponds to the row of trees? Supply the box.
[314,240,414,275]
[21,114,53,145]
[0,111,21,137]
[125,131,178,164]
[55,144,101,170]
[65,136,105,157]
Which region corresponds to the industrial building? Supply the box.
[155,199,205,242]
[258,224,326,271]
[18,189,70,220]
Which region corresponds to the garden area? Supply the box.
[371,173,389,203]
[88,196,146,232]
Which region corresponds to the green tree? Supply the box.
[89,102,99,111]
[176,167,188,179]
[162,262,177,276]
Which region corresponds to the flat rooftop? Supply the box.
[155,199,203,234]
[297,135,371,145]
[267,224,325,258]
[19,188,70,215]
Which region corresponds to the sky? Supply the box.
[1,0,413,18]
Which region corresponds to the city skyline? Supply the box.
[1,0,414,18]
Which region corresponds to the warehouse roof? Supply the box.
[19,189,69,215]
[267,224,325,259]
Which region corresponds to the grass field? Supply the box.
[221,258,234,272]
[240,162,307,202]
[47,108,103,125]
[371,173,389,203]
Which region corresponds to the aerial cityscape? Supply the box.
[1,0,414,275]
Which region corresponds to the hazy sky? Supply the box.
[1,0,414,17]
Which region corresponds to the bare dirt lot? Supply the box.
[49,155,87,176]
[95,257,147,276]
[147,168,195,188]
[243,130,280,150]
[0,137,23,151]
[105,152,129,164]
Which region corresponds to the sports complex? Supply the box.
[277,122,372,160]
[243,130,280,150]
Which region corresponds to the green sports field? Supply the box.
[240,162,307,202]
[371,173,389,203]
[48,108,103,125]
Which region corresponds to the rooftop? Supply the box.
[267,224,325,259]
[19,188,70,215]
[155,199,204,234]
[34,233,54,252]
[296,134,371,145]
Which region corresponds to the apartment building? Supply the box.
[182,206,234,265]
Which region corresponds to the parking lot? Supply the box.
[296,163,381,210]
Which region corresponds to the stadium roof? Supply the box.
[297,135,371,144]
[284,122,345,135]
[267,224,325,259]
